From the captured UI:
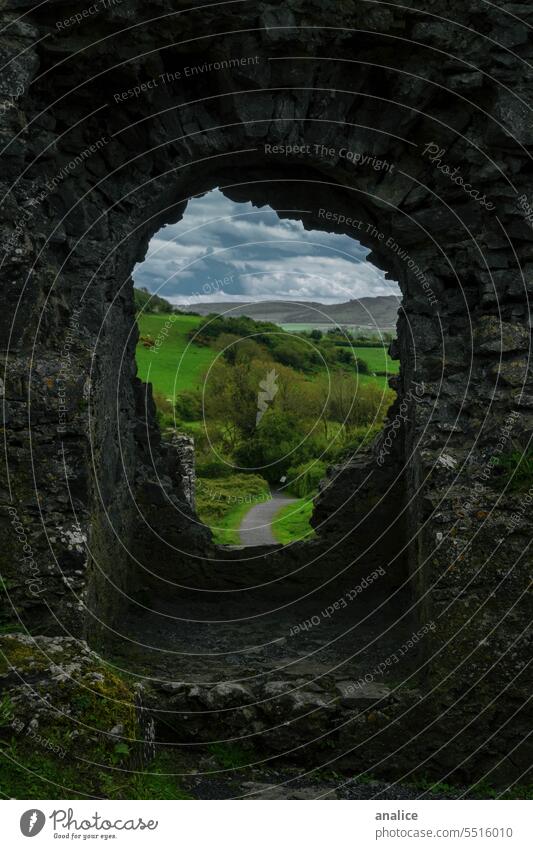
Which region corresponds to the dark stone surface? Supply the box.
[0,0,531,787]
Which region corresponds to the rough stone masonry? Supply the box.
[0,0,531,784]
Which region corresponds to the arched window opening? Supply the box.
[133,189,401,548]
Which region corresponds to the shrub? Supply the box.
[273,341,309,370]
[196,458,233,478]
[175,390,203,421]
[286,459,328,497]
[234,412,319,484]
[196,473,270,543]
[325,424,383,463]
[152,392,175,430]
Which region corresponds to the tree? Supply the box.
[235,411,311,483]
[202,353,278,448]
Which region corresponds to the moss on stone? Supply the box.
[0,634,36,674]
[0,634,148,797]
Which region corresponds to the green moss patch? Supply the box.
[0,634,158,799]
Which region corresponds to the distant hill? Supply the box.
[178,296,399,327]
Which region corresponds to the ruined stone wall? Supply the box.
[0,0,531,777]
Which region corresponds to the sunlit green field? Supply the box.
[353,346,399,375]
[136,313,218,399]
[136,315,398,399]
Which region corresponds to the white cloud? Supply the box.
[133,188,400,302]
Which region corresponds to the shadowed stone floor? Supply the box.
[108,579,424,775]
[114,584,417,688]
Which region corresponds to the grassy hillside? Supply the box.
[135,311,397,545]
[136,314,398,398]
[136,313,218,398]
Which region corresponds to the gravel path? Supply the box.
[239,489,298,546]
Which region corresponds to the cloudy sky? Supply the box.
[133,189,400,305]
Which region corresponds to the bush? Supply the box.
[273,341,309,370]
[175,390,203,421]
[286,460,328,497]
[234,412,319,484]
[335,349,370,373]
[196,458,233,478]
[325,424,383,463]
[191,314,320,373]
[153,392,175,430]
[336,348,352,366]
[196,473,271,543]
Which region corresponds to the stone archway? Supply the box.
[1,1,531,784]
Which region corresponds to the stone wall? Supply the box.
[0,0,531,780]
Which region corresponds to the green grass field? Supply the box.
[136,313,217,399]
[307,364,394,391]
[353,346,399,375]
[135,314,395,544]
[136,314,398,399]
[271,497,316,544]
